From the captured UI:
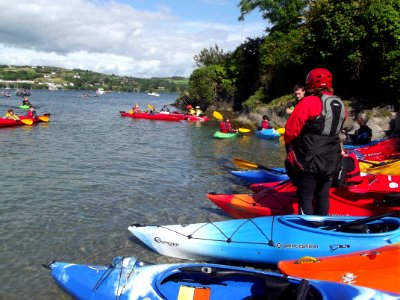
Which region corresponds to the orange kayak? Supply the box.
[278,243,400,294]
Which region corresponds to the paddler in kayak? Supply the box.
[186,105,196,115]
[25,106,38,118]
[195,106,203,116]
[22,97,32,107]
[4,108,20,120]
[219,118,238,133]
[129,104,141,114]
[284,68,346,216]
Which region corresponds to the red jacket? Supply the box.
[260,120,269,129]
[284,94,327,145]
[219,121,236,133]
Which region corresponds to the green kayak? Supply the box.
[19,105,30,110]
[213,131,238,139]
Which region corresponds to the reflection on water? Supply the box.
[0,90,285,299]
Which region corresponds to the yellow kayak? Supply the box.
[360,159,400,176]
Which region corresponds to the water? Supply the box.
[0,90,286,299]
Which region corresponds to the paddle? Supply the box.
[20,119,33,125]
[233,157,287,174]
[324,210,400,231]
[39,116,49,122]
[277,127,285,135]
[213,111,251,133]
[147,104,156,111]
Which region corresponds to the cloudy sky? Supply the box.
[0,0,266,78]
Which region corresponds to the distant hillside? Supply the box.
[0,65,188,93]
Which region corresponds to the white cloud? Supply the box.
[0,0,265,77]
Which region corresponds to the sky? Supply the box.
[0,0,266,78]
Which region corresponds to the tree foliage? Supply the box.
[188,0,400,108]
[193,44,228,68]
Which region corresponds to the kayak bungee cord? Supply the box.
[137,218,276,246]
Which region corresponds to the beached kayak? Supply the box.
[129,214,400,265]
[231,168,289,184]
[213,131,238,139]
[348,137,400,161]
[120,111,187,121]
[255,129,281,140]
[45,256,399,300]
[360,159,400,176]
[278,243,400,294]
[207,177,400,219]
[343,138,383,149]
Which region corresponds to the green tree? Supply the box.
[188,65,235,107]
[238,0,308,33]
[193,45,228,68]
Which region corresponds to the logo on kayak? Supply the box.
[341,272,357,284]
[389,182,398,189]
[154,237,179,247]
[283,243,318,249]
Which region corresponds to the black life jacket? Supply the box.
[293,95,345,176]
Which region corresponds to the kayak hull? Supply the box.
[207,177,400,219]
[129,215,400,265]
[46,256,398,300]
[278,243,400,294]
[213,131,238,139]
[186,115,210,121]
[0,118,26,128]
[255,129,281,140]
[231,169,289,184]
[349,138,400,161]
[120,111,186,121]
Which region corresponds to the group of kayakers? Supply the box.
[3,97,38,121]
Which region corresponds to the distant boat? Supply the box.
[15,89,31,96]
[147,92,160,97]
[96,88,105,95]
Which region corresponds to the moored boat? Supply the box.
[44,256,399,300]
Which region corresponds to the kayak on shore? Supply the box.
[207,176,400,219]
[278,243,400,294]
[128,214,400,265]
[44,256,399,300]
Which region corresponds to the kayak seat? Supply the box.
[263,276,316,300]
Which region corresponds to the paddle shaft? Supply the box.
[325,210,399,231]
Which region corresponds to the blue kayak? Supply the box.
[231,168,288,184]
[129,214,400,265]
[255,129,280,140]
[45,256,399,299]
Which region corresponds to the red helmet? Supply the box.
[306,68,332,89]
[186,105,193,109]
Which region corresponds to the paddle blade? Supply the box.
[213,111,223,120]
[39,116,49,122]
[232,157,259,169]
[238,128,251,133]
[277,128,285,135]
[147,104,155,111]
[20,119,33,125]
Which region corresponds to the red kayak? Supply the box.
[347,138,400,161]
[0,118,33,128]
[186,115,210,122]
[120,111,187,121]
[207,176,400,218]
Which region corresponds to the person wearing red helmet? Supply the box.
[186,105,195,116]
[284,68,346,215]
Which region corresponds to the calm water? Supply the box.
[0,90,286,299]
